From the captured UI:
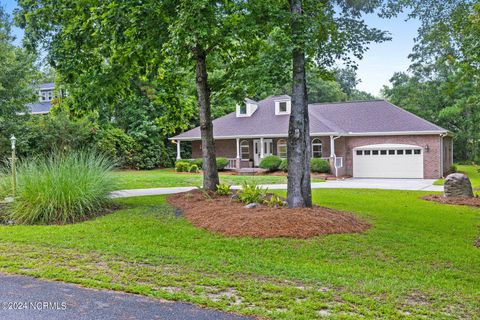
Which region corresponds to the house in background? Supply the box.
[170,96,453,179]
[24,82,56,115]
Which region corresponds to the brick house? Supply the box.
[171,96,453,179]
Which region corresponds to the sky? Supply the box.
[2,0,420,96]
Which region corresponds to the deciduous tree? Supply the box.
[253,0,389,207]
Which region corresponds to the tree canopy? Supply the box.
[382,1,480,162]
[0,6,39,154]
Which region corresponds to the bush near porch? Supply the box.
[311,158,330,173]
[175,157,229,172]
[259,155,282,171]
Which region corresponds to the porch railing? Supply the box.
[225,158,237,169]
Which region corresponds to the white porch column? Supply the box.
[260,137,264,159]
[236,138,240,158]
[329,135,335,157]
[235,138,241,169]
[176,140,181,160]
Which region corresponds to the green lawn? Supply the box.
[111,168,325,190]
[434,165,480,189]
[0,189,478,319]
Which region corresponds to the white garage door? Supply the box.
[353,144,424,178]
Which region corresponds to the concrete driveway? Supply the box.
[310,178,443,192]
[111,178,443,198]
[0,273,252,320]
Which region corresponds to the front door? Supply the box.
[253,139,273,166]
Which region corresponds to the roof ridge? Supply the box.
[309,99,385,106]
[264,94,291,100]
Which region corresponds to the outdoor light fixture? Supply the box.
[10,135,16,150]
[425,144,429,152]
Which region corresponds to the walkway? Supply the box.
[110,178,443,198]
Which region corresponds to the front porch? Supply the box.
[176,135,345,176]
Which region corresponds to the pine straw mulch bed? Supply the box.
[422,195,480,208]
[167,190,370,239]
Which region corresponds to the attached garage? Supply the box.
[353,144,424,178]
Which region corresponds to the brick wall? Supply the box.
[191,139,237,159]
[442,136,454,175]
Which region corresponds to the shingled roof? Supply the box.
[172,96,447,140]
[25,102,52,114]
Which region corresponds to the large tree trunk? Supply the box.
[195,46,219,190]
[287,0,312,208]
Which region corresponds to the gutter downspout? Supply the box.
[330,135,341,177]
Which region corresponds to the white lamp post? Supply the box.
[10,135,17,198]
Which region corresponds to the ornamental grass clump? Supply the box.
[10,151,116,225]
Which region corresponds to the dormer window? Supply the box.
[236,98,258,117]
[239,104,247,115]
[275,99,291,115]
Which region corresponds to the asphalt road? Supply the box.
[0,273,253,320]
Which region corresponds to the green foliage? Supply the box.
[216,157,229,171]
[0,7,40,161]
[264,194,286,208]
[115,93,174,170]
[188,164,199,173]
[216,183,231,196]
[0,7,39,120]
[311,158,330,173]
[7,151,115,225]
[192,158,203,169]
[95,127,136,169]
[382,2,480,162]
[175,161,190,173]
[308,68,348,103]
[279,158,288,172]
[237,182,267,205]
[259,155,282,171]
[0,167,11,199]
[1,108,97,162]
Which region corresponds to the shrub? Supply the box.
[311,158,330,173]
[279,159,288,172]
[264,194,286,207]
[449,164,457,174]
[216,183,231,196]
[175,161,190,172]
[259,155,282,171]
[237,182,267,204]
[189,164,199,173]
[192,158,203,169]
[216,157,229,171]
[0,166,12,199]
[95,127,137,168]
[9,151,116,225]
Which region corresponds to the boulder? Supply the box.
[243,203,260,209]
[444,173,474,198]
